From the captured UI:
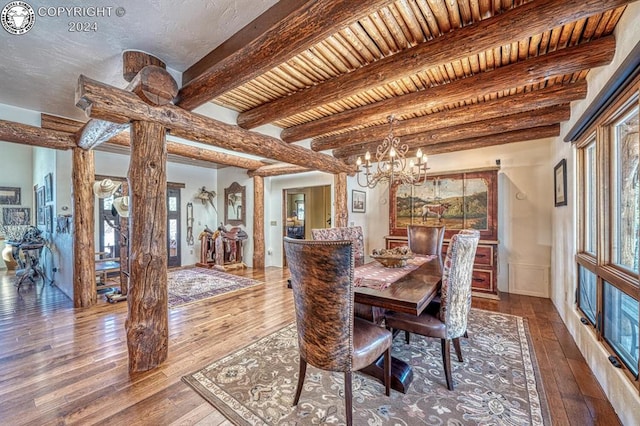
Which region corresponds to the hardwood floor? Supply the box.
[0,267,621,425]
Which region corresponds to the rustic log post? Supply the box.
[253,176,265,269]
[119,181,129,295]
[125,120,168,372]
[334,173,348,228]
[72,147,96,307]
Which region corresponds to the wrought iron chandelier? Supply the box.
[355,115,429,188]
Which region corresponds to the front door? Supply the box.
[167,187,181,268]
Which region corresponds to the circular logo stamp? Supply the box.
[1,1,35,35]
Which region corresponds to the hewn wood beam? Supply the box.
[341,125,561,163]
[334,173,348,228]
[312,81,587,152]
[41,114,266,170]
[0,120,76,150]
[126,120,168,372]
[72,147,96,308]
[76,52,177,150]
[333,104,570,159]
[253,176,265,269]
[237,0,632,129]
[281,35,615,142]
[76,75,355,175]
[423,124,562,155]
[247,163,311,177]
[176,0,391,111]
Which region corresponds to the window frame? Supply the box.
[575,74,640,386]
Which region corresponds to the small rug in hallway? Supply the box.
[182,309,550,425]
[168,267,262,308]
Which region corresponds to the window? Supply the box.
[576,78,639,382]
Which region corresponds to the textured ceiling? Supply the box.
[0,0,278,120]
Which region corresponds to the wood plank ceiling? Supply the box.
[195,0,628,162]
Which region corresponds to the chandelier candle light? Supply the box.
[356,115,429,188]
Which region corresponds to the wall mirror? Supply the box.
[224,181,246,226]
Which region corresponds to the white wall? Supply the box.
[550,3,640,425]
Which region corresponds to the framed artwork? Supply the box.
[352,190,366,213]
[37,186,45,225]
[389,168,498,240]
[45,173,53,202]
[554,159,567,207]
[0,186,21,205]
[2,207,30,225]
[45,205,54,233]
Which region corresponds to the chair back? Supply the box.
[311,226,365,267]
[439,231,479,339]
[284,237,355,372]
[407,225,445,256]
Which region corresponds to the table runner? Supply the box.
[354,255,435,290]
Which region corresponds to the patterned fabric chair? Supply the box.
[284,237,392,426]
[384,231,479,390]
[404,225,446,343]
[311,226,384,323]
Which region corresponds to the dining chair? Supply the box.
[311,226,384,323]
[384,231,479,390]
[284,237,392,426]
[407,224,445,258]
[402,225,446,343]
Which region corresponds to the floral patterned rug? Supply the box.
[182,309,550,425]
[167,268,262,308]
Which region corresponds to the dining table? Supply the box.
[353,255,443,393]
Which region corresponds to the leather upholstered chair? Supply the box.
[407,225,445,258]
[384,231,479,390]
[284,237,392,426]
[311,226,385,324]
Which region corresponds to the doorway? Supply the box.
[283,185,331,265]
[167,187,181,268]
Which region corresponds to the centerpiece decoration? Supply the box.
[371,246,414,268]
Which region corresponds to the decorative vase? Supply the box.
[2,242,18,270]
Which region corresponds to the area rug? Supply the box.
[182,309,551,425]
[167,268,262,308]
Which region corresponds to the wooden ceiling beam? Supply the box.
[176,0,391,111]
[332,104,570,159]
[282,35,615,142]
[0,119,76,150]
[76,75,355,175]
[248,163,311,177]
[311,80,587,152]
[41,114,266,170]
[237,0,633,129]
[421,124,562,155]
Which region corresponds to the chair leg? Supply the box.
[404,330,410,344]
[440,339,454,391]
[384,346,391,396]
[293,357,307,406]
[344,371,353,426]
[453,337,463,362]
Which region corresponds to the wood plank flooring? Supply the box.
[0,267,621,425]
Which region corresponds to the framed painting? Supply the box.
[0,186,21,205]
[37,186,45,225]
[352,190,366,213]
[389,168,498,240]
[45,173,53,202]
[224,181,246,226]
[2,207,30,226]
[554,159,567,207]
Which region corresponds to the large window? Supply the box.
[576,80,639,383]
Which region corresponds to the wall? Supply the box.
[550,3,640,425]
